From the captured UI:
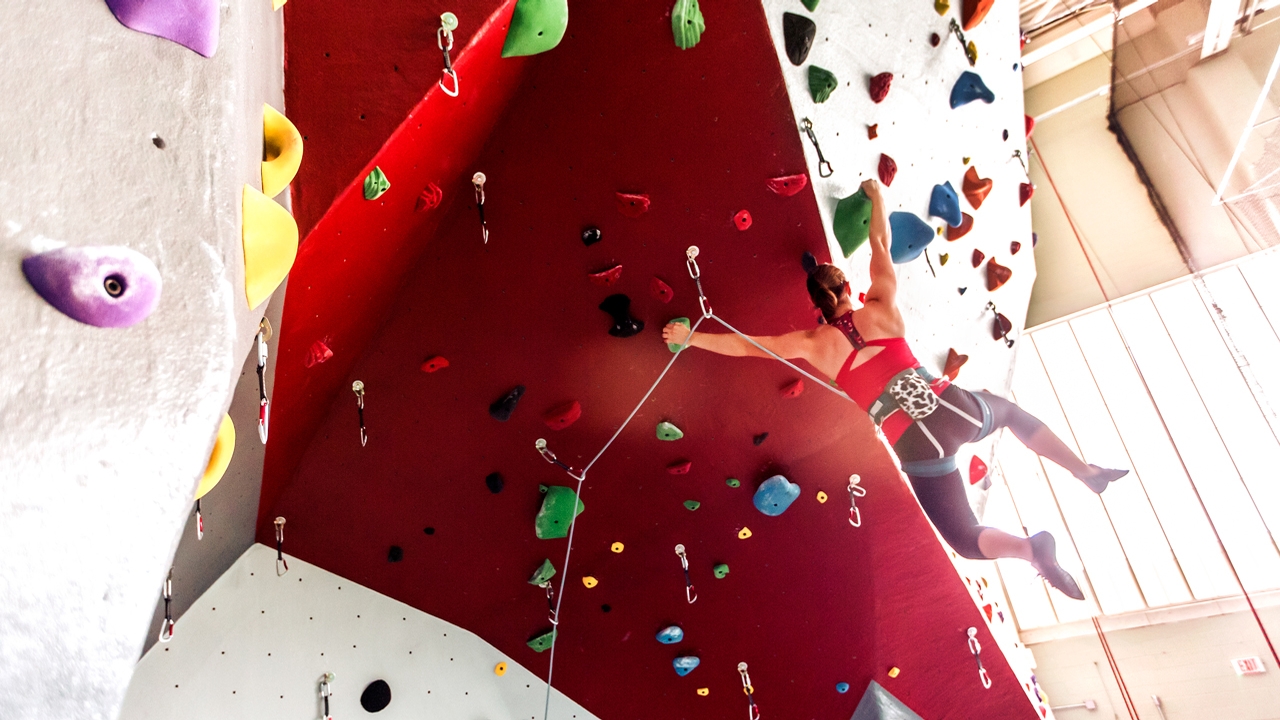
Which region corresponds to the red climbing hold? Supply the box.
[650,276,674,303]
[969,456,988,485]
[944,348,968,380]
[986,259,1012,291]
[1025,114,1036,138]
[869,72,893,104]
[962,0,995,30]
[589,265,623,286]
[1019,182,1035,207]
[415,182,443,212]
[963,166,992,209]
[858,292,867,303]
[992,312,1013,341]
[734,210,753,231]
[766,174,808,197]
[305,340,333,368]
[930,32,941,47]
[616,192,651,218]
[983,603,994,621]
[781,379,804,398]
[421,356,449,373]
[971,249,985,268]
[543,400,583,431]
[946,213,974,241]
[667,460,693,475]
[868,124,879,140]
[1010,241,1022,255]
[878,154,897,187]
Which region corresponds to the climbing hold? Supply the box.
[589,265,623,286]
[103,0,219,57]
[782,13,816,66]
[657,421,685,441]
[816,490,829,504]
[983,603,994,621]
[940,253,950,266]
[781,379,804,398]
[673,657,701,676]
[543,400,582,430]
[767,173,808,197]
[992,312,1013,341]
[611,541,625,553]
[833,188,872,258]
[667,317,691,352]
[599,294,644,338]
[501,0,568,57]
[489,385,526,422]
[535,486,584,540]
[195,414,235,500]
[667,460,693,475]
[808,65,838,104]
[754,475,801,516]
[616,192,651,218]
[738,527,752,539]
[726,478,741,488]
[387,545,403,563]
[651,276,675,303]
[936,0,950,13]
[360,680,392,712]
[888,212,935,264]
[262,104,303,198]
[868,124,879,140]
[878,154,898,187]
[527,628,557,652]
[950,71,995,109]
[733,210,753,231]
[1003,129,1010,141]
[1010,241,1022,255]
[801,0,819,9]
[888,667,901,678]
[837,682,851,694]
[801,252,819,275]
[962,0,995,30]
[929,182,963,227]
[972,249,985,268]
[684,500,700,511]
[305,340,333,367]
[582,576,598,588]
[967,40,979,63]
[1032,232,1039,247]
[1025,114,1036,138]
[486,472,505,494]
[697,688,710,696]
[657,626,685,644]
[495,662,507,676]
[421,356,449,373]
[713,563,730,578]
[930,32,942,47]
[945,349,969,380]
[581,227,603,246]
[415,182,444,212]
[242,185,299,308]
[869,72,893,103]
[22,245,162,328]
[528,559,556,586]
[963,166,993,209]
[753,432,769,446]
[671,0,706,49]
[987,259,1012,291]
[969,456,988,485]
[363,166,390,200]
[947,213,974,241]
[959,287,968,295]
[1020,182,1035,206]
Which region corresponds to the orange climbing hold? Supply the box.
[878,154,897,187]
[734,210,753,231]
[420,356,449,373]
[867,124,878,140]
[667,460,693,475]
[616,192,651,217]
[650,276,674,303]
[946,213,974,241]
[986,259,1012,291]
[944,349,968,380]
[963,166,992,209]
[962,0,994,30]
[305,340,333,367]
[543,400,583,430]
[781,379,804,398]
[589,265,623,286]
[969,456,988,485]
[971,249,985,268]
[766,173,808,197]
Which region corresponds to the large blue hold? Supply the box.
[929,182,962,227]
[656,626,684,644]
[889,212,935,264]
[673,656,701,676]
[950,71,995,108]
[753,475,800,516]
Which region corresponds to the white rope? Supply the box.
[706,314,859,405]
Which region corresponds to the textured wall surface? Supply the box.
[0,2,284,718]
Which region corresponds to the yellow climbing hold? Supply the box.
[196,414,235,500]
[888,667,901,678]
[611,542,624,553]
[738,527,752,540]
[935,0,949,15]
[262,104,303,198]
[816,490,828,503]
[272,0,286,8]
[697,688,710,696]
[494,662,507,676]
[241,185,299,309]
[583,576,598,588]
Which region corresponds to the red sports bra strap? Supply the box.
[864,338,901,347]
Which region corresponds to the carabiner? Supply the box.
[686,246,701,279]
[848,474,866,528]
[800,117,834,178]
[473,172,489,243]
[274,516,289,576]
[352,380,367,446]
[319,673,335,720]
[675,544,697,604]
[535,438,583,479]
[158,569,174,643]
[438,14,460,97]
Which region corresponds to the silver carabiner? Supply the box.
[274,516,289,576]
[848,474,866,527]
[675,544,696,603]
[686,246,701,279]
[438,14,460,97]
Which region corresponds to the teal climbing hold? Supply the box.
[684,500,701,511]
[657,421,685,441]
[753,475,800,516]
[950,70,995,108]
[808,65,838,104]
[929,182,963,227]
[528,559,556,586]
[535,486,584,540]
[726,478,741,488]
[667,317,691,353]
[673,656,701,676]
[713,563,730,578]
[889,212,935,264]
[671,0,706,50]
[502,0,569,58]
[833,189,872,258]
[363,167,389,200]
[851,680,924,720]
[527,628,557,653]
[657,626,684,644]
[800,0,820,10]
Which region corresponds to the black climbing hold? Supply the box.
[423,527,435,535]
[1002,129,1009,141]
[598,294,644,338]
[360,680,392,713]
[581,226,602,246]
[601,604,612,613]
[783,13,816,66]
[753,432,769,446]
[387,545,403,562]
[801,251,818,274]
[489,385,526,421]
[485,472,505,494]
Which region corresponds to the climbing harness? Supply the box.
[738,662,762,720]
[799,118,834,178]
[948,18,979,67]
[157,568,174,643]
[319,673,335,720]
[473,173,489,244]
[438,13,460,97]
[987,301,1015,347]
[352,380,367,446]
[675,544,697,604]
[256,318,271,444]
[847,474,867,527]
[967,627,993,689]
[194,499,203,541]
[274,516,289,576]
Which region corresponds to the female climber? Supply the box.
[661,178,1125,600]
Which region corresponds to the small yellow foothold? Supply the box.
[888,667,901,678]
[816,490,828,503]
[697,688,709,696]
[611,542,624,553]
[937,226,945,236]
[963,157,972,165]
[494,662,507,676]
[738,527,752,540]
[935,0,950,15]
[583,576,598,588]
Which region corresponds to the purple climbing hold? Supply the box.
[950,71,995,109]
[22,245,162,328]
[103,0,220,57]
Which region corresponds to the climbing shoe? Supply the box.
[1081,465,1128,494]
[1029,532,1085,601]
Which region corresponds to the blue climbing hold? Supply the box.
[656,626,684,645]
[753,475,800,517]
[888,212,935,264]
[837,682,851,694]
[950,71,995,108]
[929,182,963,227]
[673,656,701,676]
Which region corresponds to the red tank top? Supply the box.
[829,311,922,444]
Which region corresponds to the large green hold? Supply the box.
[363,166,389,200]
[808,65,838,103]
[502,0,569,58]
[672,0,706,49]
[833,188,873,258]
[527,628,557,653]
[528,559,556,586]
[667,317,691,353]
[535,486,585,539]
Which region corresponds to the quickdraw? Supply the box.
[968,627,993,689]
[352,381,367,446]
[438,13,459,97]
[473,172,489,243]
[319,673,335,720]
[847,474,867,528]
[799,118,834,178]
[675,544,697,604]
[157,569,174,643]
[274,517,289,576]
[738,662,761,720]
[256,318,271,444]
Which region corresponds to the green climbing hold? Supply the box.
[527,628,557,652]
[808,65,838,104]
[833,188,872,258]
[535,486,585,540]
[528,559,556,586]
[502,0,569,58]
[800,0,820,10]
[726,478,741,488]
[684,500,701,511]
[667,317,691,353]
[671,0,706,50]
[363,166,390,200]
[713,563,730,579]
[657,421,684,441]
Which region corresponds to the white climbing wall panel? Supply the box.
[119,544,601,720]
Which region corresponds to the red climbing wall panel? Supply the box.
[267,1,1039,717]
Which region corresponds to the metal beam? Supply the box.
[1201,0,1244,58]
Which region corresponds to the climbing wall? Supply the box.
[120,544,601,720]
[258,1,1043,718]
